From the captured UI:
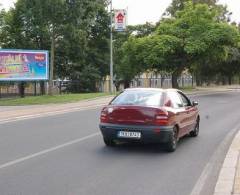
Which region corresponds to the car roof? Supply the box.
[124,88,182,93]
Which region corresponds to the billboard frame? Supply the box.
[0,49,49,81]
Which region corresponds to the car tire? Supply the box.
[190,119,200,137]
[103,138,115,147]
[166,126,178,152]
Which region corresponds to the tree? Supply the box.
[127,22,156,38]
[134,2,239,88]
[114,2,239,89]
[218,47,240,85]
[165,0,230,22]
[115,37,141,88]
[0,0,110,93]
[113,23,156,89]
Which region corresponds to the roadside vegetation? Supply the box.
[114,0,240,88]
[0,0,240,94]
[0,93,111,106]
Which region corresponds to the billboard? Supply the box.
[0,49,49,81]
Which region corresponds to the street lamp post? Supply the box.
[110,0,114,93]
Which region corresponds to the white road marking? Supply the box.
[0,104,106,124]
[0,132,101,170]
[190,124,240,195]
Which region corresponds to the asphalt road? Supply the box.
[0,91,240,195]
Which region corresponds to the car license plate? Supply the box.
[118,131,141,139]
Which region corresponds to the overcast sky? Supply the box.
[1,0,240,25]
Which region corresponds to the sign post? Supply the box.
[109,1,127,93]
[110,0,114,93]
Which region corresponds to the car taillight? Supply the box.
[100,107,108,123]
[155,110,169,125]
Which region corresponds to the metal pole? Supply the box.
[110,0,114,93]
[49,37,55,95]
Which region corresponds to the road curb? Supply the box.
[186,88,238,96]
[0,96,114,123]
[213,130,240,195]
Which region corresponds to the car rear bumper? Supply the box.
[99,123,174,144]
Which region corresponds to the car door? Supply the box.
[177,91,197,134]
[167,91,186,138]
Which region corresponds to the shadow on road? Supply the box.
[97,135,195,155]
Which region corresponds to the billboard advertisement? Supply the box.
[0,49,49,81]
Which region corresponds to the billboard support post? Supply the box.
[19,81,25,98]
[34,81,37,96]
[40,81,45,95]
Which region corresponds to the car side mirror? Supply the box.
[192,101,198,106]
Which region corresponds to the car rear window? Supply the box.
[111,90,163,107]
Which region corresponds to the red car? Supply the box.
[99,88,200,152]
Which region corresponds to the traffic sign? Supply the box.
[114,9,127,31]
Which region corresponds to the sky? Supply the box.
[1,0,240,25]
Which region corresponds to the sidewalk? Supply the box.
[0,96,114,123]
[213,130,240,195]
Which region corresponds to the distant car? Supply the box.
[99,88,200,152]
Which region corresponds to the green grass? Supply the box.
[179,86,198,93]
[0,93,113,106]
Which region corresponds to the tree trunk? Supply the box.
[171,70,180,89]
[191,74,194,88]
[228,76,232,85]
[18,82,25,98]
[124,80,130,89]
[196,74,202,86]
[161,75,165,88]
[114,82,120,92]
[222,76,226,85]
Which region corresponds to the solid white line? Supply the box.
[0,132,100,170]
[0,104,106,124]
[190,124,240,195]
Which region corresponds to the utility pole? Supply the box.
[110,0,114,93]
[49,36,55,95]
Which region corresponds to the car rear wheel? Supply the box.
[103,138,115,147]
[190,119,200,137]
[166,126,178,152]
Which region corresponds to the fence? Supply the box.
[0,75,194,97]
[0,82,57,98]
[130,75,194,88]
[99,74,195,92]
